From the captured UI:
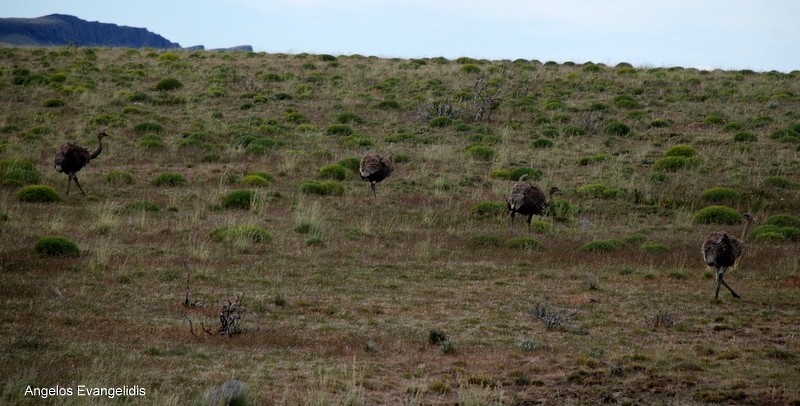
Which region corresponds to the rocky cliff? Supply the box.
[0,14,181,48]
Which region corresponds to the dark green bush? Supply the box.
[343,135,373,148]
[612,95,640,109]
[649,119,670,128]
[133,122,164,134]
[377,100,401,110]
[152,172,187,187]
[648,172,668,183]
[429,116,454,128]
[318,164,349,180]
[692,205,741,224]
[34,236,80,257]
[577,183,623,199]
[460,64,481,74]
[764,214,800,228]
[210,225,272,244]
[44,98,65,108]
[750,224,800,241]
[300,180,345,196]
[222,189,258,209]
[325,124,353,136]
[532,139,553,148]
[770,128,800,142]
[335,112,364,124]
[563,125,587,136]
[722,122,744,132]
[700,187,740,202]
[603,121,630,136]
[466,145,495,161]
[154,77,183,91]
[733,131,758,142]
[470,201,506,217]
[125,200,160,212]
[577,154,609,166]
[17,185,60,202]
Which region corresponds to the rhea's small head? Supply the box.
[742,213,753,223]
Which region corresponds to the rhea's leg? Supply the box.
[370,182,376,197]
[65,174,72,195]
[527,214,533,233]
[73,174,86,195]
[715,267,722,300]
[719,270,740,298]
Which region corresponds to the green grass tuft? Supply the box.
[106,170,134,185]
[700,187,740,202]
[125,200,160,212]
[470,201,506,217]
[318,164,349,180]
[505,237,543,249]
[466,145,495,161]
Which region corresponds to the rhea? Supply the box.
[506,174,559,233]
[54,132,108,195]
[701,213,754,300]
[359,152,394,197]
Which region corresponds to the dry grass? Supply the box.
[1,48,799,404]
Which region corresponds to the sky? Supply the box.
[3,0,799,72]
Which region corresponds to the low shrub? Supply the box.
[577,154,609,166]
[750,224,800,241]
[240,175,270,187]
[581,239,623,251]
[318,164,349,180]
[43,98,65,108]
[154,77,183,91]
[640,242,669,253]
[325,124,353,136]
[106,170,134,185]
[300,180,345,196]
[133,122,164,134]
[603,121,630,136]
[547,198,579,222]
[764,214,800,228]
[343,135,373,148]
[17,185,60,202]
[34,236,80,257]
[210,225,272,244]
[469,234,504,247]
[700,187,740,202]
[470,201,506,217]
[692,205,741,224]
[152,172,187,187]
[763,176,796,189]
[612,95,640,109]
[490,167,543,181]
[563,125,587,136]
[732,131,757,142]
[663,144,697,158]
[654,156,691,171]
[335,112,364,124]
[125,200,160,212]
[466,145,495,161]
[429,116,454,128]
[532,139,553,148]
[577,183,624,199]
[222,189,258,209]
[337,157,361,172]
[0,158,41,186]
[505,237,543,249]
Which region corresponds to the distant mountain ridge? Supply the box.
[0,14,180,48]
[0,14,252,51]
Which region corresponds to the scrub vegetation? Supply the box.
[1,47,799,404]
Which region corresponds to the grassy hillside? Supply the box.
[1,47,799,404]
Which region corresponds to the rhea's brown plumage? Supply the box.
[701,213,754,299]
[360,152,394,197]
[54,132,108,195]
[507,174,559,233]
